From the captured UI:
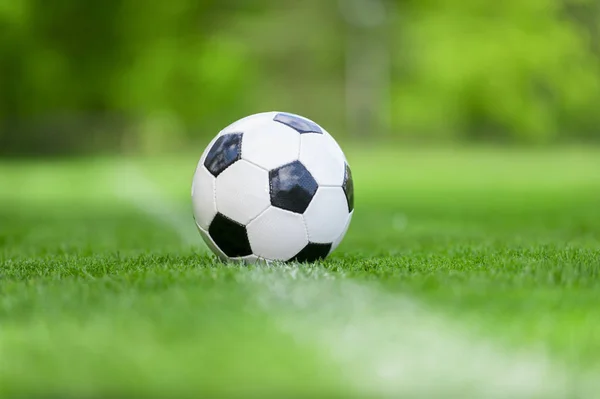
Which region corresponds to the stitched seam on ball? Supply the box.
[246,204,271,226]
[297,136,309,244]
[212,167,217,216]
[242,158,269,172]
[301,214,311,244]
[234,132,243,164]
[268,169,274,208]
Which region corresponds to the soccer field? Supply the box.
[1,146,599,398]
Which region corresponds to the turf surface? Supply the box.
[0,146,599,397]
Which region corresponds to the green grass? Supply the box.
[0,145,599,397]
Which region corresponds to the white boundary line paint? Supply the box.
[241,264,598,399]
[112,164,598,399]
[112,162,204,249]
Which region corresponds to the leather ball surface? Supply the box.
[191,111,353,263]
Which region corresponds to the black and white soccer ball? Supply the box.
[191,112,354,263]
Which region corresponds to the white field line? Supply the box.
[112,162,203,248]
[240,265,597,399]
[112,164,597,399]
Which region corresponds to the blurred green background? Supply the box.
[1,0,600,156]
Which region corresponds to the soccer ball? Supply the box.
[191,111,354,264]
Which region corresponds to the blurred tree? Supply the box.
[391,0,600,143]
[1,0,129,154]
[0,0,258,155]
[1,0,600,155]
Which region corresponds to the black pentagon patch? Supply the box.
[208,213,252,257]
[290,242,332,263]
[273,112,323,134]
[342,163,354,212]
[269,160,318,214]
[204,133,242,177]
